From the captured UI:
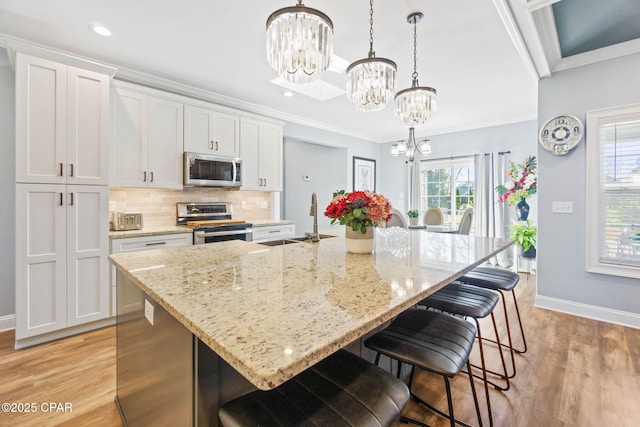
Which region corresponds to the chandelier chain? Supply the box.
[369,0,375,55]
[412,19,419,81]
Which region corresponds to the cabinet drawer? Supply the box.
[252,224,296,243]
[110,233,193,253]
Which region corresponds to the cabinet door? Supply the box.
[260,123,283,191]
[15,54,67,184]
[184,105,214,153]
[15,184,67,339]
[66,186,109,326]
[66,66,109,185]
[148,97,184,189]
[212,110,239,157]
[239,119,261,190]
[111,88,149,187]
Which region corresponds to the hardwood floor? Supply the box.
[1,273,638,427]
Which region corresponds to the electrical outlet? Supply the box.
[144,299,154,326]
[552,201,573,214]
[241,200,247,209]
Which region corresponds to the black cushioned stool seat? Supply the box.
[457,267,527,356]
[218,349,410,427]
[365,309,482,427]
[458,267,519,292]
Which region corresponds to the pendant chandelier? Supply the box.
[394,12,437,127]
[346,0,397,111]
[390,127,431,162]
[266,1,334,84]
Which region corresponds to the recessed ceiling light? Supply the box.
[89,23,111,37]
[282,91,293,97]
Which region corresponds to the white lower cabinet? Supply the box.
[15,184,109,343]
[252,224,296,243]
[109,233,192,316]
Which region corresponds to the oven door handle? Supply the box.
[198,229,252,237]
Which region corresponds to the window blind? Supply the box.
[599,120,640,267]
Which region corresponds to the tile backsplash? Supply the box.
[109,188,272,227]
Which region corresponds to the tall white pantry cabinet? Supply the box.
[14,52,113,347]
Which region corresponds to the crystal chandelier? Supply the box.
[390,127,431,162]
[394,12,437,127]
[266,1,334,84]
[346,0,397,111]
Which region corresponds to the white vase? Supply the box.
[409,217,419,226]
[345,226,374,254]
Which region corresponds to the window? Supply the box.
[419,158,475,227]
[586,104,640,279]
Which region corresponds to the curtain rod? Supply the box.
[419,151,511,163]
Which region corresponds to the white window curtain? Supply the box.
[475,152,511,267]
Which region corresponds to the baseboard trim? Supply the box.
[535,295,640,329]
[0,314,15,332]
[14,317,116,349]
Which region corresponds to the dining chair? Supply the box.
[387,208,408,228]
[218,349,410,427]
[456,208,474,235]
[423,206,444,225]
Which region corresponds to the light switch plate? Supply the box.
[552,201,573,214]
[144,299,154,326]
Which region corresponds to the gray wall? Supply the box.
[538,52,640,315]
[283,122,380,233]
[378,121,539,221]
[0,48,15,318]
[283,139,347,232]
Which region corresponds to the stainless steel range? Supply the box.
[177,202,252,244]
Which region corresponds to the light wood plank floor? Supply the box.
[1,273,639,427]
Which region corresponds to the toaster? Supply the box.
[112,212,143,231]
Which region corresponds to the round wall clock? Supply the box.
[539,115,583,156]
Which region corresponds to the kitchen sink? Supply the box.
[258,234,337,246]
[258,239,304,246]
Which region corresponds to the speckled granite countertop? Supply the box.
[110,228,512,390]
[249,219,295,227]
[109,225,193,239]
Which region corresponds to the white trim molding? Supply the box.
[0,315,16,332]
[535,295,640,329]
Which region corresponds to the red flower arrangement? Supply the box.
[325,190,392,233]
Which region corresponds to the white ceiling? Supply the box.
[0,0,539,142]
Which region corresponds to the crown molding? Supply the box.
[492,0,546,79]
[1,34,117,76]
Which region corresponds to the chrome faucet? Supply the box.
[305,192,320,242]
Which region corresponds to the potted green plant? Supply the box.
[407,209,420,225]
[509,220,537,259]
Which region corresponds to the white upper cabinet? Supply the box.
[184,104,239,157]
[110,84,184,189]
[240,117,283,191]
[15,53,109,185]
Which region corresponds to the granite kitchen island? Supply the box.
[111,228,513,426]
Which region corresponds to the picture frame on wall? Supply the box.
[353,156,376,192]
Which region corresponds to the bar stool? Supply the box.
[218,349,410,427]
[365,309,485,427]
[418,282,511,427]
[457,267,526,380]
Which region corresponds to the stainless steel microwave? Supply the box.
[183,152,242,187]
